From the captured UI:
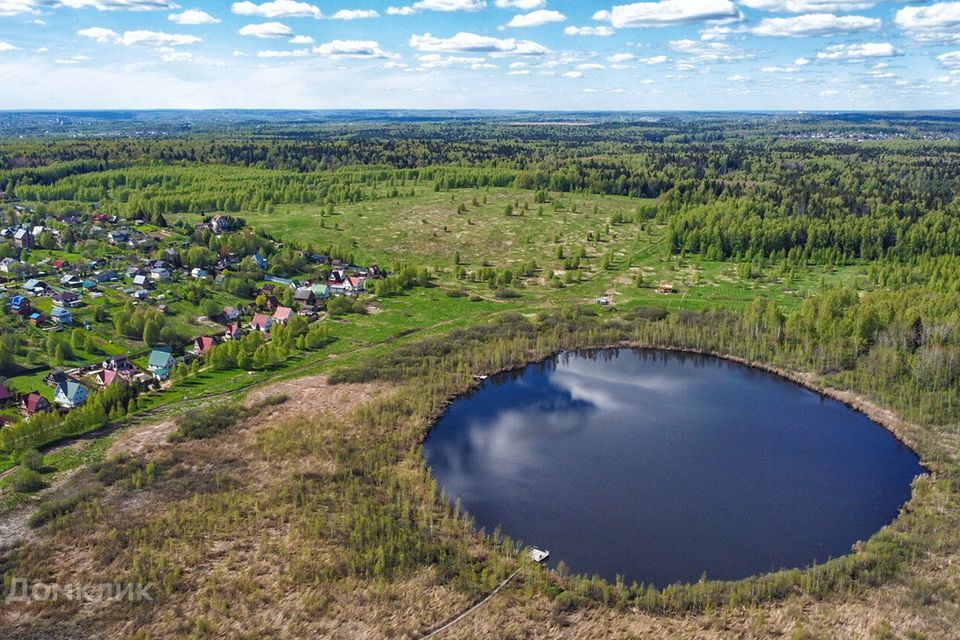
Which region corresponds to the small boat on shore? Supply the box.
[528,547,550,563]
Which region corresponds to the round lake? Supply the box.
[423,349,925,587]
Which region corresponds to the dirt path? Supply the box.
[416,569,522,640]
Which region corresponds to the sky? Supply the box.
[0,0,959,110]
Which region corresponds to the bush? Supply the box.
[169,404,247,442]
[10,468,47,493]
[18,449,44,472]
[92,454,145,486]
[29,493,94,528]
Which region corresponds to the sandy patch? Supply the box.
[108,420,177,459]
[243,375,389,427]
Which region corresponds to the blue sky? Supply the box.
[0,1,959,110]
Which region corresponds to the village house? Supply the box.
[0,383,14,405]
[0,257,19,273]
[191,267,208,279]
[345,276,365,293]
[9,295,31,315]
[20,391,52,417]
[54,380,89,408]
[60,274,83,288]
[221,306,241,323]
[223,323,243,341]
[107,230,129,245]
[95,270,121,283]
[272,306,294,324]
[148,348,175,372]
[28,312,44,325]
[253,253,268,270]
[150,267,172,282]
[250,313,273,334]
[293,287,316,307]
[51,307,73,325]
[96,369,122,387]
[52,291,81,308]
[13,228,33,249]
[103,354,136,373]
[311,283,331,300]
[22,279,48,294]
[45,370,72,387]
[132,274,152,289]
[209,214,237,234]
[193,336,216,356]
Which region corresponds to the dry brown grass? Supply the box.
[2,374,960,640]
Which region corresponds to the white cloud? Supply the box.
[79,28,202,46]
[593,0,738,28]
[55,54,90,63]
[638,54,669,64]
[495,0,544,9]
[239,22,293,38]
[937,50,960,66]
[0,1,38,16]
[232,1,321,19]
[329,9,378,20]
[816,42,900,60]
[52,0,177,10]
[388,0,486,14]
[417,53,486,67]
[895,2,960,42]
[77,27,119,42]
[751,13,880,37]
[669,39,748,62]
[410,32,548,55]
[118,30,202,46]
[289,35,314,44]
[606,52,634,63]
[314,39,394,58]
[741,0,895,11]
[257,48,309,57]
[0,41,20,51]
[169,9,220,25]
[507,68,529,75]
[564,25,616,36]
[506,9,565,27]
[562,70,583,78]
[728,74,750,81]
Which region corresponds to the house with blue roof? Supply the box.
[51,307,72,324]
[54,381,89,408]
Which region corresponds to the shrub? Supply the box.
[169,404,247,442]
[18,449,44,472]
[10,468,47,493]
[29,493,94,528]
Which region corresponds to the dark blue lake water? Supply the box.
[423,349,924,587]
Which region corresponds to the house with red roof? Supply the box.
[96,370,121,387]
[20,391,52,417]
[272,306,294,324]
[250,313,273,334]
[193,335,216,356]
